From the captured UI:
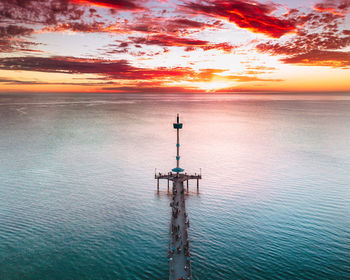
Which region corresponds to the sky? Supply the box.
[0,0,349,93]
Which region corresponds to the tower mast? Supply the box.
[172,114,184,174]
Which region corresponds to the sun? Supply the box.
[196,81,235,92]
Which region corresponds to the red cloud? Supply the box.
[42,21,106,33]
[256,1,350,68]
[314,0,350,15]
[0,56,195,80]
[165,18,223,34]
[40,14,223,39]
[256,29,350,56]
[70,0,144,10]
[115,15,223,36]
[184,0,296,38]
[0,0,88,52]
[281,50,350,67]
[130,34,235,52]
[169,18,218,29]
[0,0,86,25]
[0,25,40,52]
[131,34,208,47]
[0,25,33,38]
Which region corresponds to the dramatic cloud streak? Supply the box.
[281,50,350,67]
[0,56,194,80]
[129,34,235,52]
[70,0,144,10]
[184,0,296,38]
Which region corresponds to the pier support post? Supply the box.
[197,178,199,192]
[187,179,189,193]
[157,178,159,192]
[167,179,169,192]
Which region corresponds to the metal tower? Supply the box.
[172,114,184,173]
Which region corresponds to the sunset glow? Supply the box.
[0,0,349,93]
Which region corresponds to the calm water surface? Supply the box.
[0,93,350,279]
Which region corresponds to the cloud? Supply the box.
[42,21,106,33]
[245,66,277,71]
[256,0,350,67]
[313,0,350,15]
[164,18,223,34]
[0,56,198,91]
[0,0,85,25]
[129,34,235,52]
[168,18,221,29]
[280,50,350,67]
[0,25,37,52]
[131,34,208,46]
[212,74,283,82]
[0,78,42,85]
[70,0,145,10]
[0,76,115,86]
[0,0,93,52]
[36,10,224,44]
[0,25,33,38]
[183,0,296,38]
[256,30,350,56]
[110,15,224,36]
[0,56,195,80]
[0,39,42,53]
[42,18,220,35]
[0,0,229,58]
[103,45,169,56]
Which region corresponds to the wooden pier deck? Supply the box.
[156,172,201,280]
[169,178,191,280]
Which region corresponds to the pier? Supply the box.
[155,114,201,280]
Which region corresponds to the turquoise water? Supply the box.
[0,93,350,280]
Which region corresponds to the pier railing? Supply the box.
[155,172,202,192]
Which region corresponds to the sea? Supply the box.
[0,92,349,280]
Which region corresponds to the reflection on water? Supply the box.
[0,93,350,280]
